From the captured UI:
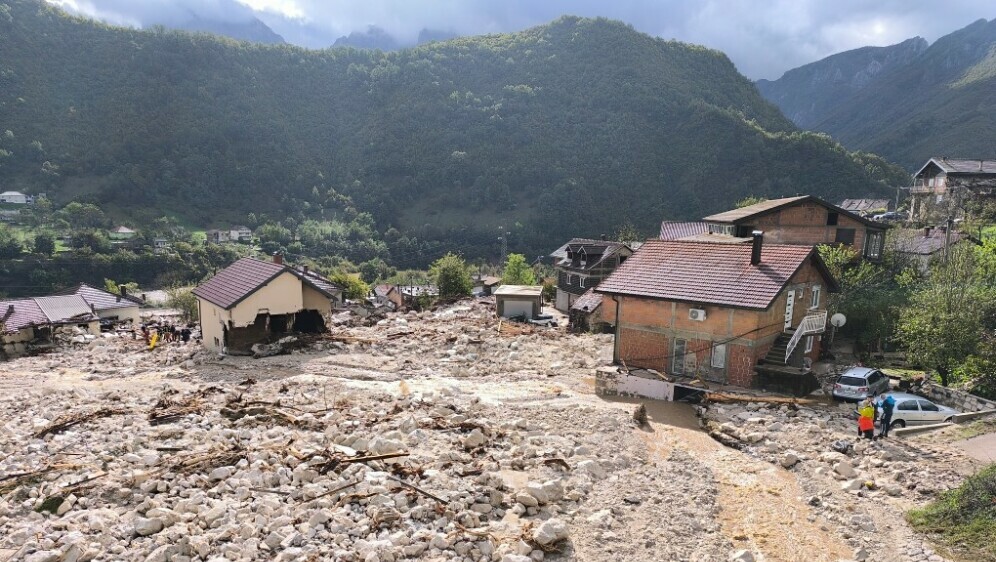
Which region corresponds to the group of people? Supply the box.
[856,393,897,440]
[138,322,193,347]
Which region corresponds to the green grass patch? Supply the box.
[907,463,996,562]
[881,368,925,380]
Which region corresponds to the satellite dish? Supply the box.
[830,313,847,328]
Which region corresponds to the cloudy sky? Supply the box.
[47,0,991,79]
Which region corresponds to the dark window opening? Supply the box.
[293,309,326,333]
[735,225,755,238]
[269,314,289,334]
[826,212,838,226]
[835,228,855,246]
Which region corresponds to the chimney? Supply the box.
[600,234,607,241]
[750,230,763,266]
[302,265,309,275]
[273,252,283,265]
[120,286,127,297]
[981,160,985,172]
[924,226,932,238]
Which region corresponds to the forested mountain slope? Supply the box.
[758,19,996,170]
[0,0,907,262]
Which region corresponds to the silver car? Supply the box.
[832,367,891,401]
[879,392,958,429]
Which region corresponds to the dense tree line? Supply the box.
[0,1,909,264]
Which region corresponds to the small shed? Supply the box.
[494,285,543,320]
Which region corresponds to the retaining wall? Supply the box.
[917,381,996,412]
[595,367,675,401]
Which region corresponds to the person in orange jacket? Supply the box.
[857,397,876,440]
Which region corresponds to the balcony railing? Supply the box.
[785,310,828,364]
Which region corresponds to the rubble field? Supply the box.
[0,300,987,562]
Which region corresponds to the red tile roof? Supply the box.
[0,299,47,334]
[659,221,709,240]
[192,258,288,310]
[596,240,834,309]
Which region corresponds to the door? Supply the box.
[896,399,921,425]
[502,299,533,319]
[917,400,943,424]
[784,290,795,330]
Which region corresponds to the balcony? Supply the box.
[784,311,827,363]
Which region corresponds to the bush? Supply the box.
[329,271,369,301]
[165,285,198,322]
[430,253,472,299]
[907,463,996,561]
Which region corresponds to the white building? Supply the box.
[0,191,28,204]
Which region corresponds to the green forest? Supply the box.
[0,0,909,265]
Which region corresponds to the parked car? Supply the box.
[832,367,891,401]
[872,211,906,222]
[878,392,958,429]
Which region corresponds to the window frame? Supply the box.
[804,335,814,353]
[835,228,856,246]
[826,212,839,226]
[810,285,821,309]
[579,276,586,288]
[711,343,726,369]
[672,338,687,375]
[865,231,883,260]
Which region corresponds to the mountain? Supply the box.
[756,37,927,129]
[0,1,908,265]
[332,26,400,50]
[169,14,285,45]
[417,29,459,45]
[758,19,996,170]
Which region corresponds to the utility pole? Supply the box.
[498,226,507,264]
[943,216,954,263]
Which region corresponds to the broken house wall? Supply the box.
[229,272,304,327]
[301,284,333,319]
[94,305,141,325]
[1,327,35,356]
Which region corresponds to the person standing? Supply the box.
[877,393,896,438]
[857,398,875,440]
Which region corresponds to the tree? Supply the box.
[329,271,369,300]
[735,196,767,208]
[614,221,643,243]
[32,232,55,256]
[896,244,996,386]
[165,285,198,322]
[0,225,23,259]
[501,253,536,285]
[431,253,472,299]
[59,202,106,231]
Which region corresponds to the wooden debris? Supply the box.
[164,447,245,475]
[306,479,362,503]
[34,408,129,438]
[705,392,815,405]
[385,474,448,505]
[542,458,571,471]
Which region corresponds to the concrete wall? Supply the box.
[302,284,333,317]
[594,367,674,401]
[496,295,542,319]
[917,381,996,413]
[198,298,229,353]
[1,327,35,356]
[96,305,141,324]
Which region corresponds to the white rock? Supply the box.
[209,466,234,481]
[780,453,799,468]
[729,550,755,562]
[463,429,486,449]
[515,492,539,507]
[133,517,164,536]
[577,460,607,479]
[532,518,568,546]
[834,461,857,479]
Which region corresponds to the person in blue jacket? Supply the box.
[877,393,896,438]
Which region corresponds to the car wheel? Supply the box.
[944,417,953,423]
[890,420,906,429]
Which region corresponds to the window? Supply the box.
[213,337,220,347]
[865,231,884,260]
[672,339,687,374]
[566,274,573,286]
[810,285,821,309]
[835,228,856,246]
[711,343,726,369]
[804,336,814,353]
[918,400,939,412]
[826,212,838,226]
[898,400,918,411]
[928,176,935,187]
[579,277,586,288]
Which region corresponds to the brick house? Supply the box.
[596,235,837,393]
[550,238,634,313]
[701,196,887,262]
[909,157,996,222]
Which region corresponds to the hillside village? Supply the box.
[3,173,996,562]
[2,1,996,561]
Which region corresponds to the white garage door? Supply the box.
[502,299,533,319]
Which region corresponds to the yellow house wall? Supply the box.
[302,284,332,316]
[198,297,229,353]
[229,272,304,327]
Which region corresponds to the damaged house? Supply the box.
[193,255,339,354]
[1,295,100,356]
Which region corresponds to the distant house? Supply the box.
[659,221,708,241]
[700,195,888,262]
[1,295,101,356]
[0,191,28,205]
[53,283,144,324]
[373,284,403,310]
[206,229,231,244]
[399,285,438,307]
[494,285,543,320]
[597,235,837,395]
[192,255,339,354]
[838,199,891,216]
[108,226,136,240]
[153,238,171,254]
[472,275,502,297]
[910,157,996,222]
[230,226,253,242]
[892,226,977,272]
[0,209,20,223]
[550,238,634,313]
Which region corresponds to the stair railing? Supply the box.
[785,310,828,363]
